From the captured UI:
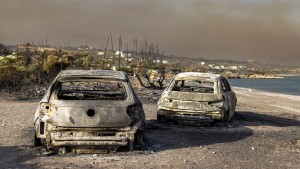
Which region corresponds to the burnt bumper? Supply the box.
[166,114,213,123]
[46,125,137,148]
[50,135,129,147]
[158,109,223,123]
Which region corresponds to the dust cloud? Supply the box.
[0,0,300,65]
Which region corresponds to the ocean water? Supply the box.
[228,76,300,96]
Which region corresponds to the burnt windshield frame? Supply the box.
[171,79,214,93]
[55,79,128,100]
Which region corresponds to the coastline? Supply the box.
[233,86,300,100]
[229,75,300,97]
[233,86,300,115]
[227,74,300,79]
[276,73,300,77]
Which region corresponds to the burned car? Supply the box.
[34,70,145,153]
[157,72,237,124]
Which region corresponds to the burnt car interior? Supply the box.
[171,80,214,93]
[56,79,127,100]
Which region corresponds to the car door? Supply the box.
[220,78,237,120]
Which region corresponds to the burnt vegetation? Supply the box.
[0,36,171,99]
[2,36,298,100]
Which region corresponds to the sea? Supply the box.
[228,76,300,96]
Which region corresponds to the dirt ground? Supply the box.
[0,86,299,169]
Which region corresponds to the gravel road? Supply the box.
[0,87,299,169]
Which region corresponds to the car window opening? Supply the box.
[171,80,214,93]
[57,80,127,100]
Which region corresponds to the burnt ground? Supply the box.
[0,86,299,169]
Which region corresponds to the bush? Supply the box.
[44,55,70,76]
[0,65,25,90]
[0,57,15,65]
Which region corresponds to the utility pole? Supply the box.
[25,43,31,67]
[133,37,138,58]
[126,43,129,65]
[110,33,114,61]
[46,35,48,48]
[103,35,110,69]
[118,35,122,70]
[16,44,18,62]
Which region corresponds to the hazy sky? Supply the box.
[1,0,300,66]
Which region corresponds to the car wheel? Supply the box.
[34,132,42,147]
[134,130,145,148]
[157,114,166,122]
[223,110,230,122]
[127,139,134,151]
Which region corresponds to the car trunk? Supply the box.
[165,91,223,112]
[47,100,132,128]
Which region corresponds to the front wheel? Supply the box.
[33,132,42,147]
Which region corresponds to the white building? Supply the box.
[115,51,125,58]
[97,51,104,55]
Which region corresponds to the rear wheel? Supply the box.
[157,114,167,122]
[134,130,145,148]
[222,110,229,122]
[126,130,145,151]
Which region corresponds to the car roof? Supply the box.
[174,72,222,81]
[57,70,127,80]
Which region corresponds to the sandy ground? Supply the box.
[0,87,299,169]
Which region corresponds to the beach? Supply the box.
[233,87,300,115]
[0,87,299,168]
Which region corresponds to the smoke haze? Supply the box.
[1,0,300,66]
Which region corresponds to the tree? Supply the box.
[135,69,166,89]
[24,43,32,67]
[0,43,5,54]
[0,43,10,55]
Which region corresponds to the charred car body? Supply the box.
[157,72,237,124]
[34,70,145,153]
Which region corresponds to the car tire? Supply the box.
[134,130,145,148]
[127,139,134,151]
[223,110,230,122]
[157,114,166,122]
[33,132,42,147]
